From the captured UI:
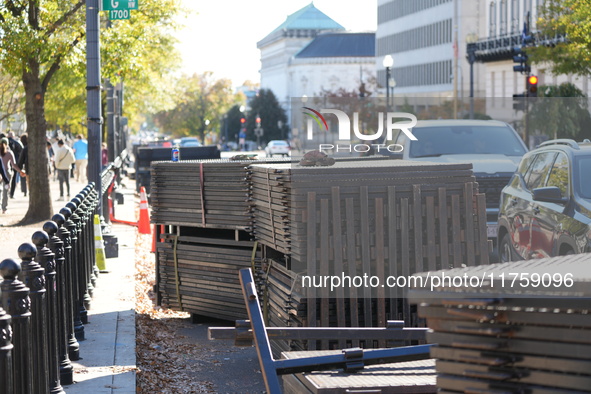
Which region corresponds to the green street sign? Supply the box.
[103,0,138,11]
[109,9,131,20]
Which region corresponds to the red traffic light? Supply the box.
[528,75,538,85]
[240,117,246,124]
[256,116,261,124]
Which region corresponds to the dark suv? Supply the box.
[498,139,591,262]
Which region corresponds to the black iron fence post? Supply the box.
[0,292,13,393]
[66,201,90,325]
[33,230,65,394]
[0,258,32,394]
[45,219,74,385]
[18,242,49,394]
[60,207,85,341]
[56,209,82,356]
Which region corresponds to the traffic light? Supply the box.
[513,93,526,111]
[240,117,246,125]
[527,75,538,97]
[513,46,530,74]
[255,114,261,126]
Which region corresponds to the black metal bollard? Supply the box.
[33,231,65,394]
[57,208,83,354]
[1,258,32,394]
[18,242,49,394]
[0,286,14,393]
[45,218,75,384]
[66,201,90,325]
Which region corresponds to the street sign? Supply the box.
[109,9,131,20]
[102,0,138,11]
[254,127,264,137]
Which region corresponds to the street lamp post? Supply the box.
[389,77,397,112]
[383,55,394,113]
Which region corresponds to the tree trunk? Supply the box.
[20,65,53,224]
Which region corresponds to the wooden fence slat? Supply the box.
[375,198,386,347]
[306,191,317,350]
[387,186,398,321]
[331,187,347,348]
[426,195,436,272]
[345,198,359,347]
[438,188,449,271]
[464,182,475,267]
[360,186,373,327]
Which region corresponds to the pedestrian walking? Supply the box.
[7,131,23,199]
[17,134,28,196]
[46,140,55,178]
[54,139,75,201]
[102,142,109,169]
[73,134,88,183]
[0,137,26,213]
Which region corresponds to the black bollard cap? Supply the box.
[59,207,72,220]
[51,213,65,227]
[43,221,59,237]
[17,243,37,260]
[66,202,77,212]
[0,258,21,280]
[31,231,49,248]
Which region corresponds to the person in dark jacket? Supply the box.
[17,134,28,196]
[7,131,23,199]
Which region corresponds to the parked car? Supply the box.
[381,119,528,256]
[265,140,290,157]
[497,139,591,262]
[180,137,202,147]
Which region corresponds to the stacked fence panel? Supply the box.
[250,160,489,352]
[408,254,591,393]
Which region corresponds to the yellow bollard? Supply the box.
[94,214,108,272]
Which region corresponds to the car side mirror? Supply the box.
[532,186,568,204]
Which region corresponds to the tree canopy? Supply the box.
[528,82,591,140]
[153,72,240,143]
[0,0,185,223]
[245,89,288,143]
[529,0,591,76]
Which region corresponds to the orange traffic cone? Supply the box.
[138,186,151,235]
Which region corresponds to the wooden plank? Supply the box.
[306,191,317,350]
[413,185,424,274]
[375,197,386,347]
[331,187,346,348]
[477,193,489,265]
[345,198,359,347]
[425,195,436,272]
[359,186,372,327]
[451,194,462,267]
[320,198,330,349]
[400,197,411,327]
[387,186,398,321]
[463,182,475,267]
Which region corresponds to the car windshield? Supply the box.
[576,157,591,199]
[407,125,527,158]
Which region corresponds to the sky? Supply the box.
[175,0,377,88]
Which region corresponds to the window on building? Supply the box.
[489,1,497,37]
[500,0,508,36]
[511,0,519,34]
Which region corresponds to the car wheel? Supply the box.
[499,233,515,263]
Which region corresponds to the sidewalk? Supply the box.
[0,175,138,393]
